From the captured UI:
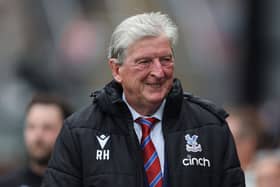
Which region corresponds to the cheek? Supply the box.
[118,66,134,82]
[24,130,35,144]
[165,66,174,77]
[46,129,61,143]
[123,71,147,86]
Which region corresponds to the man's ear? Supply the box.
[108,58,122,83]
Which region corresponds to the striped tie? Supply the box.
[135,117,163,187]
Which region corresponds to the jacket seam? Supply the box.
[168,122,225,133]
[86,172,135,177]
[47,166,81,180]
[224,166,242,172]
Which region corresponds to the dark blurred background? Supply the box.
[0,0,279,179]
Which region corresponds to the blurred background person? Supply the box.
[227,107,263,170]
[254,151,280,187]
[0,94,72,187]
[226,107,265,187]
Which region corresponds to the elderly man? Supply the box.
[42,12,245,187]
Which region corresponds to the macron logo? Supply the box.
[96,134,110,149]
[96,134,110,160]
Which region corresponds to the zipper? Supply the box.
[126,116,145,187]
[162,115,169,187]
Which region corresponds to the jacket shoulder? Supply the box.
[183,92,229,125]
[64,103,98,129]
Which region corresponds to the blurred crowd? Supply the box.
[227,106,280,187]
[0,0,280,186]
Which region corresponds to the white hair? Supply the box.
[108,12,178,64]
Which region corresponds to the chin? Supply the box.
[146,95,165,104]
[31,153,51,166]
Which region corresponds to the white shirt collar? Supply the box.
[122,93,165,121]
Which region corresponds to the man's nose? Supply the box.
[34,127,45,137]
[150,59,164,77]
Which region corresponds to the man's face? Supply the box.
[110,35,174,114]
[24,104,63,165]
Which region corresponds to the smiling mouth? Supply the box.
[146,83,162,88]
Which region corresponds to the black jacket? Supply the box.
[42,79,245,187]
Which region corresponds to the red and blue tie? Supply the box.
[135,117,163,187]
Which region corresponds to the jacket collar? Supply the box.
[91,78,183,118]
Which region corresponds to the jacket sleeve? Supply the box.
[221,123,246,187]
[41,121,82,187]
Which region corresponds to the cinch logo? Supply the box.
[182,155,211,168]
[96,134,110,160]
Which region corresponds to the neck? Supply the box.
[130,101,162,116]
[29,160,47,176]
[137,107,158,116]
[122,92,164,116]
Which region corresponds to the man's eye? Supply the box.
[162,57,170,61]
[161,56,172,62]
[160,56,173,65]
[136,59,151,64]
